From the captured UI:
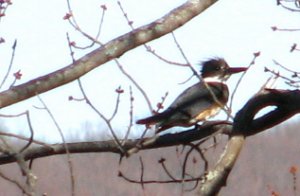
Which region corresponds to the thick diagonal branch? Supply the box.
[0,0,218,109]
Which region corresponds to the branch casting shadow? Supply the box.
[199,89,300,195]
[0,89,299,196]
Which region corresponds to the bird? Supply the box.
[136,58,248,133]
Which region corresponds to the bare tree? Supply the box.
[0,0,299,195]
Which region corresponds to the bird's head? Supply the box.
[200,58,248,81]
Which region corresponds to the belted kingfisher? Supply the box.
[136,58,247,133]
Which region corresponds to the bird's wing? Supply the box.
[169,82,228,117]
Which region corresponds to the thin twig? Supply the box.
[114,59,153,112]
[122,86,134,144]
[119,170,204,184]
[0,1,12,24]
[229,52,260,116]
[0,137,36,195]
[0,40,17,89]
[273,59,300,74]
[159,158,177,181]
[19,111,34,153]
[139,156,145,190]
[108,86,123,121]
[77,79,125,154]
[171,32,195,74]
[0,131,49,147]
[145,45,188,67]
[0,169,30,195]
[272,26,300,31]
[65,0,105,48]
[265,67,300,88]
[0,111,35,152]
[36,95,75,196]
[66,32,76,62]
[117,1,188,67]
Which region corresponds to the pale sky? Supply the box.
[0,0,299,142]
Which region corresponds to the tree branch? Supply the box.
[0,121,230,165]
[198,89,300,195]
[235,89,300,136]
[1,89,299,195]
[0,0,218,109]
[198,134,244,196]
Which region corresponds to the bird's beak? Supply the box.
[227,67,248,74]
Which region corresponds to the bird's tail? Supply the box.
[136,110,172,125]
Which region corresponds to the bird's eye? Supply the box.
[215,66,221,70]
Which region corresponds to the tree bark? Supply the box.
[197,89,300,195]
[0,0,218,109]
